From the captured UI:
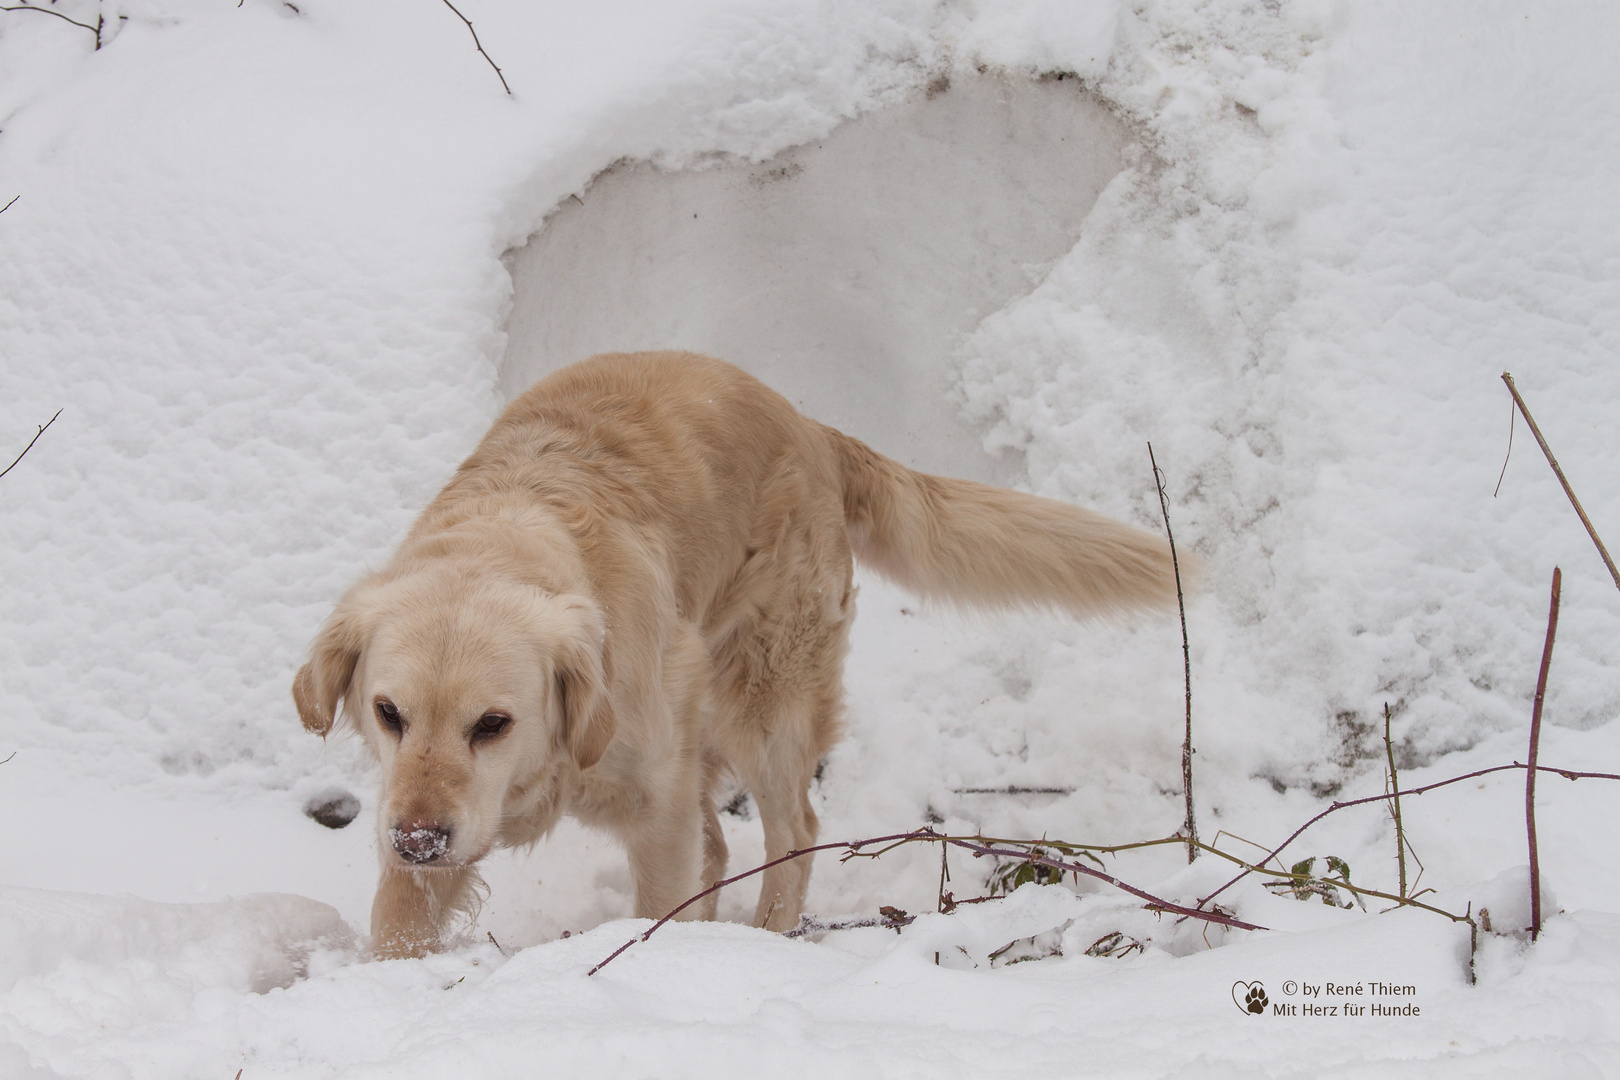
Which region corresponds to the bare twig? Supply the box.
[1493,392,1515,498]
[1465,902,1477,986]
[588,829,936,975]
[589,749,1617,979]
[588,826,1266,974]
[1527,566,1560,940]
[0,409,62,482]
[951,786,1074,795]
[1149,442,1197,862]
[941,835,1261,929]
[439,0,511,95]
[486,930,509,957]
[1384,703,1407,899]
[0,752,15,765]
[1198,761,1619,909]
[1,3,98,39]
[1502,373,1620,593]
[0,195,18,216]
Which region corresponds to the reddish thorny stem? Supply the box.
[585,757,1618,975]
[589,828,1260,975]
[1526,567,1561,940]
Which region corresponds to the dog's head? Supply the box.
[292,566,613,869]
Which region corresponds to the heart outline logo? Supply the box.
[1232,980,1269,1015]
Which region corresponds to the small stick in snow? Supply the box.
[1465,902,1478,986]
[439,0,512,96]
[1501,373,1620,594]
[1383,703,1408,899]
[1526,566,1560,941]
[0,409,62,482]
[0,195,18,216]
[1149,442,1198,863]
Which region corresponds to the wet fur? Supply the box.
[293,352,1179,957]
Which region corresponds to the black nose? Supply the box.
[389,821,452,864]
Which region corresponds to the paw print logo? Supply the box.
[1231,980,1269,1015]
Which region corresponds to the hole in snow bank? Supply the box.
[303,787,360,829]
[501,74,1127,484]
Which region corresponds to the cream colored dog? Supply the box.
[293,351,1179,957]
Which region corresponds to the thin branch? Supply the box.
[1493,391,1514,497]
[1527,566,1560,941]
[0,409,62,482]
[0,3,98,37]
[1466,902,1478,986]
[951,786,1074,795]
[1149,442,1197,862]
[439,0,512,96]
[995,833,1472,925]
[940,836,1261,930]
[0,195,18,216]
[589,747,1620,979]
[1501,373,1620,593]
[587,829,936,975]
[0,752,15,766]
[1198,761,1620,909]
[1384,703,1407,898]
[588,827,1266,974]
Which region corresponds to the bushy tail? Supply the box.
[827,428,1183,617]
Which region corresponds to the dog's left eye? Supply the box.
[472,713,512,741]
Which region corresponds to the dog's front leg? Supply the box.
[624,781,706,923]
[370,863,477,959]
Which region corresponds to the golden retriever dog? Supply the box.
[293,351,1179,958]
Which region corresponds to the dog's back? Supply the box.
[456,350,1177,623]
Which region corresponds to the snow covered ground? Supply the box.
[1,0,1617,1075]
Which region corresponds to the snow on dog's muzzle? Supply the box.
[389,822,452,864]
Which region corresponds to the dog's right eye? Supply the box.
[375,700,404,735]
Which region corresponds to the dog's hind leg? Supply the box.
[696,751,729,920]
[733,651,846,933]
[743,740,821,933]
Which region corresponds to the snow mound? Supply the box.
[0,885,352,996]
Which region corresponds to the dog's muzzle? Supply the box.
[389,822,453,864]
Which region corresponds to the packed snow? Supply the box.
[1,0,1617,1076]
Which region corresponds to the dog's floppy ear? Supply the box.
[550,597,615,769]
[293,590,376,737]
